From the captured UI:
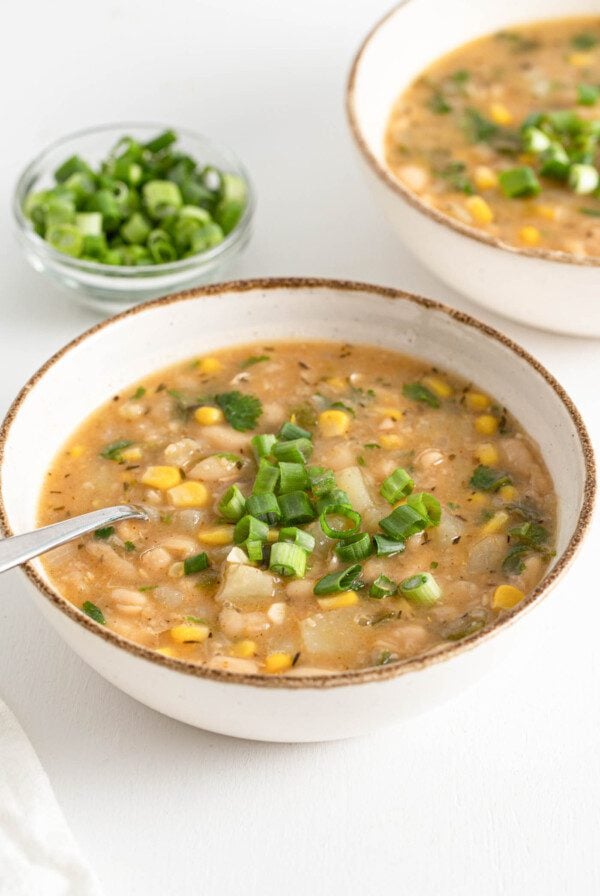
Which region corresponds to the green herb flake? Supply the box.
[470,465,511,492]
[577,83,600,106]
[438,161,475,195]
[463,108,499,143]
[428,91,452,114]
[402,382,440,409]
[139,585,158,592]
[94,526,115,540]
[124,540,136,552]
[131,386,146,400]
[186,615,208,624]
[100,439,134,461]
[451,69,470,84]
[241,355,270,368]
[580,206,600,217]
[571,32,599,50]
[376,650,396,666]
[215,391,262,431]
[364,442,381,449]
[502,544,529,575]
[82,601,105,624]
[330,401,355,416]
[357,455,366,467]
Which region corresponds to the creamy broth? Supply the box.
[39,342,556,675]
[385,16,600,257]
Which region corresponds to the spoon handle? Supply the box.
[0,505,148,574]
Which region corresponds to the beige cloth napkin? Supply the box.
[0,695,102,896]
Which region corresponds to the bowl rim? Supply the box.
[0,277,595,690]
[345,1,600,269]
[12,120,255,277]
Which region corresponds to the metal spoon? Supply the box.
[0,505,148,574]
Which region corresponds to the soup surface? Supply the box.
[39,342,556,676]
[385,16,600,257]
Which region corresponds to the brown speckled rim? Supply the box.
[0,278,595,690]
[345,2,600,268]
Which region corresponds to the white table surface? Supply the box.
[2,1,600,893]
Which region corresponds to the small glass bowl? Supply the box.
[12,122,255,314]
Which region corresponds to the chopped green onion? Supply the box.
[217,484,246,522]
[245,493,281,525]
[369,575,398,599]
[120,212,151,245]
[577,84,600,106]
[278,491,315,525]
[144,129,177,153]
[272,437,313,464]
[569,163,600,195]
[244,539,265,563]
[400,572,441,606]
[183,552,210,575]
[319,504,361,539]
[278,461,309,494]
[279,421,312,440]
[372,534,406,557]
[470,465,511,492]
[251,433,277,460]
[402,382,439,408]
[234,514,269,544]
[142,180,183,220]
[315,488,351,514]
[335,532,372,561]
[269,542,307,577]
[313,564,363,596]
[521,126,551,153]
[147,229,177,263]
[406,492,441,527]
[379,504,426,540]
[307,466,336,497]
[380,467,414,504]
[46,223,84,257]
[99,438,134,461]
[498,166,540,198]
[55,155,94,183]
[75,212,103,236]
[82,601,105,624]
[252,459,280,494]
[278,527,315,553]
[539,143,570,180]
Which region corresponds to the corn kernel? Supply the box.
[475,414,499,436]
[465,195,494,225]
[518,225,541,246]
[170,623,210,643]
[489,102,513,125]
[69,444,86,458]
[120,446,142,463]
[499,484,518,502]
[317,590,359,610]
[141,465,182,490]
[380,433,403,450]
[481,510,509,536]
[473,165,498,190]
[465,391,490,412]
[194,406,224,426]
[265,653,293,673]
[197,356,222,374]
[534,203,557,221]
[474,443,499,466]
[168,481,210,508]
[231,640,257,658]
[197,525,234,546]
[156,646,177,658]
[469,492,490,508]
[376,406,403,421]
[568,52,594,67]
[493,584,525,610]
[325,376,346,392]
[422,375,453,399]
[318,409,350,437]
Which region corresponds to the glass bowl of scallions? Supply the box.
[13,123,254,314]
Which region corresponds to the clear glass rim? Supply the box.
[12,120,255,277]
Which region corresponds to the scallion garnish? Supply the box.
[278,421,312,441]
[372,534,406,557]
[335,532,372,562]
[217,484,246,522]
[252,459,280,494]
[278,491,315,525]
[380,467,414,504]
[319,504,361,539]
[272,437,313,464]
[234,514,269,544]
[313,564,363,596]
[498,166,541,198]
[369,575,398,599]
[279,527,315,553]
[183,552,210,575]
[82,601,105,624]
[94,526,115,540]
[251,433,277,460]
[399,572,442,606]
[245,539,265,563]
[315,488,351,514]
[306,465,336,497]
[269,542,307,577]
[278,462,309,494]
[245,493,281,525]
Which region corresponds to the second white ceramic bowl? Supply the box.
[0,279,594,740]
[347,0,600,336]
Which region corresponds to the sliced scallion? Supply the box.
[379,504,427,540]
[568,163,599,195]
[406,492,441,527]
[380,467,414,504]
[217,484,246,522]
[369,575,398,599]
[313,564,363,596]
[251,433,277,460]
[335,532,372,562]
[278,461,309,494]
[315,488,351,514]
[372,534,406,557]
[319,504,361,539]
[278,421,312,441]
[498,166,540,198]
[183,552,210,575]
[234,514,269,544]
[307,465,336,497]
[278,527,315,553]
[244,539,265,563]
[252,459,280,494]
[245,493,281,525]
[269,542,307,577]
[278,491,315,525]
[272,437,313,464]
[399,572,442,606]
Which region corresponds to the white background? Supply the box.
[2,1,600,893]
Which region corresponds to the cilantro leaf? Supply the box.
[469,465,511,492]
[508,522,549,547]
[82,601,105,624]
[502,544,528,575]
[94,526,115,540]
[215,391,262,432]
[402,382,440,408]
[100,439,134,461]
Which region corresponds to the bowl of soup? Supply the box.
[0,279,594,740]
[346,0,600,335]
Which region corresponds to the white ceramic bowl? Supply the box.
[0,279,594,741]
[346,0,600,337]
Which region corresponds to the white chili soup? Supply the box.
[385,16,600,257]
[39,342,556,676]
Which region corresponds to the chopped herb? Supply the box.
[364,442,381,449]
[442,610,487,641]
[438,161,475,195]
[451,69,470,84]
[402,382,440,409]
[430,561,439,570]
[357,455,366,467]
[376,650,396,666]
[186,615,207,624]
[495,30,539,52]
[571,32,598,50]
[577,83,600,106]
[428,91,451,114]
[290,402,317,429]
[447,501,459,511]
[183,552,210,575]
[160,513,173,524]
[139,585,158,592]
[330,400,355,416]
[100,439,134,461]
[508,521,549,547]
[502,544,529,575]
[131,386,146,399]
[463,108,499,143]
[505,501,542,521]
[469,465,511,492]
[124,540,136,552]
[215,391,262,431]
[580,206,600,217]
[94,526,115,540]
[82,601,105,624]
[241,355,270,368]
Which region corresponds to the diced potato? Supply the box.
[216,563,275,606]
[335,466,373,513]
